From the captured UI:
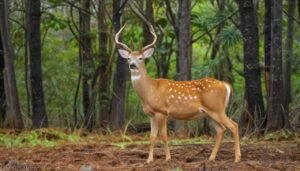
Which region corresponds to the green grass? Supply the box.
[0,129,81,148]
[0,128,298,149]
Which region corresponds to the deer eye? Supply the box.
[127,58,130,60]
[138,57,143,61]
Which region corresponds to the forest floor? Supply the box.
[0,130,299,171]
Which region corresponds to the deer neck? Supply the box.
[130,63,155,100]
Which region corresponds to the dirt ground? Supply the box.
[0,139,300,171]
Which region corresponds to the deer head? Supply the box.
[115,25,157,73]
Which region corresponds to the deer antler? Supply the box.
[115,25,132,52]
[142,25,157,51]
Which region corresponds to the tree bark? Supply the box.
[266,0,288,132]
[98,0,110,128]
[110,0,128,130]
[0,33,5,127]
[264,0,271,96]
[178,0,191,81]
[174,0,191,136]
[298,0,300,16]
[79,0,95,131]
[0,0,24,129]
[238,0,265,135]
[210,0,225,61]
[28,0,48,128]
[283,0,295,119]
[143,0,154,45]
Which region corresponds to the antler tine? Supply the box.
[115,25,132,51]
[142,25,157,51]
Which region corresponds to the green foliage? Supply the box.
[264,130,297,141]
[218,24,242,48]
[43,14,67,31]
[7,0,300,131]
[192,56,223,78]
[0,129,81,148]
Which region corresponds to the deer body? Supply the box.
[115,25,241,163]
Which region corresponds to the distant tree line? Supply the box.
[0,0,299,136]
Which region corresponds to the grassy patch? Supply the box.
[264,130,299,141]
[0,129,81,148]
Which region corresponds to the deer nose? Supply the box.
[129,63,137,69]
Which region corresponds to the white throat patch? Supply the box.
[131,75,141,81]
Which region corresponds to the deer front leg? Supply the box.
[156,113,171,161]
[147,115,159,163]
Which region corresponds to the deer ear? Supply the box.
[142,48,154,58]
[118,49,129,58]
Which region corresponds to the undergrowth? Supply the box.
[0,128,81,148]
[0,128,298,148]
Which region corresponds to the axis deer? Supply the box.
[115,25,241,163]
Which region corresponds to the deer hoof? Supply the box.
[208,156,216,162]
[234,157,241,163]
[146,159,153,163]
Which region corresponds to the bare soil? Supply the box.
[0,139,299,171]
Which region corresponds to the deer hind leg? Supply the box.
[156,113,171,161]
[209,120,226,161]
[147,115,159,163]
[227,118,241,162]
[208,113,241,162]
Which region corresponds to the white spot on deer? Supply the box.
[184,96,188,100]
[168,88,173,92]
[178,96,182,100]
[170,94,174,98]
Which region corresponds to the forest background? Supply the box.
[0,0,299,137]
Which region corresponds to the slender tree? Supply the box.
[210,0,225,61]
[264,0,271,96]
[266,0,288,132]
[79,0,95,131]
[238,0,265,135]
[98,0,110,128]
[27,0,48,128]
[110,0,128,129]
[174,0,191,135]
[0,0,24,129]
[178,0,191,81]
[283,0,295,116]
[0,33,5,127]
[143,0,154,45]
[298,0,300,16]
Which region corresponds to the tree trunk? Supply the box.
[0,33,5,127]
[283,0,295,120]
[266,0,287,132]
[174,0,191,136]
[143,0,154,45]
[0,0,24,129]
[28,0,48,128]
[110,0,128,130]
[98,0,110,128]
[79,0,94,131]
[178,0,191,81]
[264,0,271,96]
[210,0,225,61]
[238,0,265,135]
[298,0,300,16]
